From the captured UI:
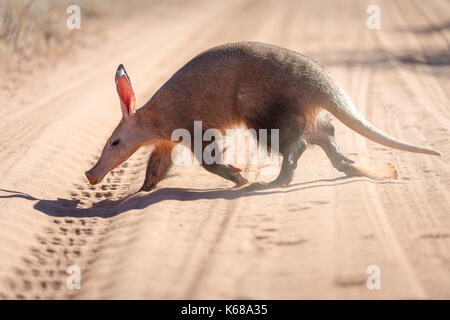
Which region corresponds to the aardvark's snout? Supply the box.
[85,168,102,185]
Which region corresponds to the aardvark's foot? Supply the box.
[345,161,398,180]
[233,176,249,188]
[140,182,156,192]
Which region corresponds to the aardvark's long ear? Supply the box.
[115,64,136,118]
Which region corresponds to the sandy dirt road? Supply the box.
[0,0,449,299]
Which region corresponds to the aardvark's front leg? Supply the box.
[141,141,176,191]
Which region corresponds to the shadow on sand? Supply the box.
[395,19,450,34]
[313,48,450,69]
[311,21,450,69]
[0,176,400,219]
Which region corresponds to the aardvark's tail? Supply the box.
[324,86,441,156]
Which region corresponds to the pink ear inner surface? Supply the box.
[116,75,136,115]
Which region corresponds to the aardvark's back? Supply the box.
[86,41,440,191]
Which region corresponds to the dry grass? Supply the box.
[0,0,150,72]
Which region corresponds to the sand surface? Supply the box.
[0,0,449,299]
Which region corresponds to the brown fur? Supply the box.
[139,42,330,139]
[87,42,437,189]
[141,141,177,191]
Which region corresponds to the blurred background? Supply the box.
[0,0,449,300]
[0,0,153,71]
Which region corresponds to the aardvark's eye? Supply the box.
[111,139,120,146]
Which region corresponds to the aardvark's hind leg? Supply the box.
[314,122,397,179]
[268,112,308,187]
[270,138,307,187]
[141,141,176,191]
